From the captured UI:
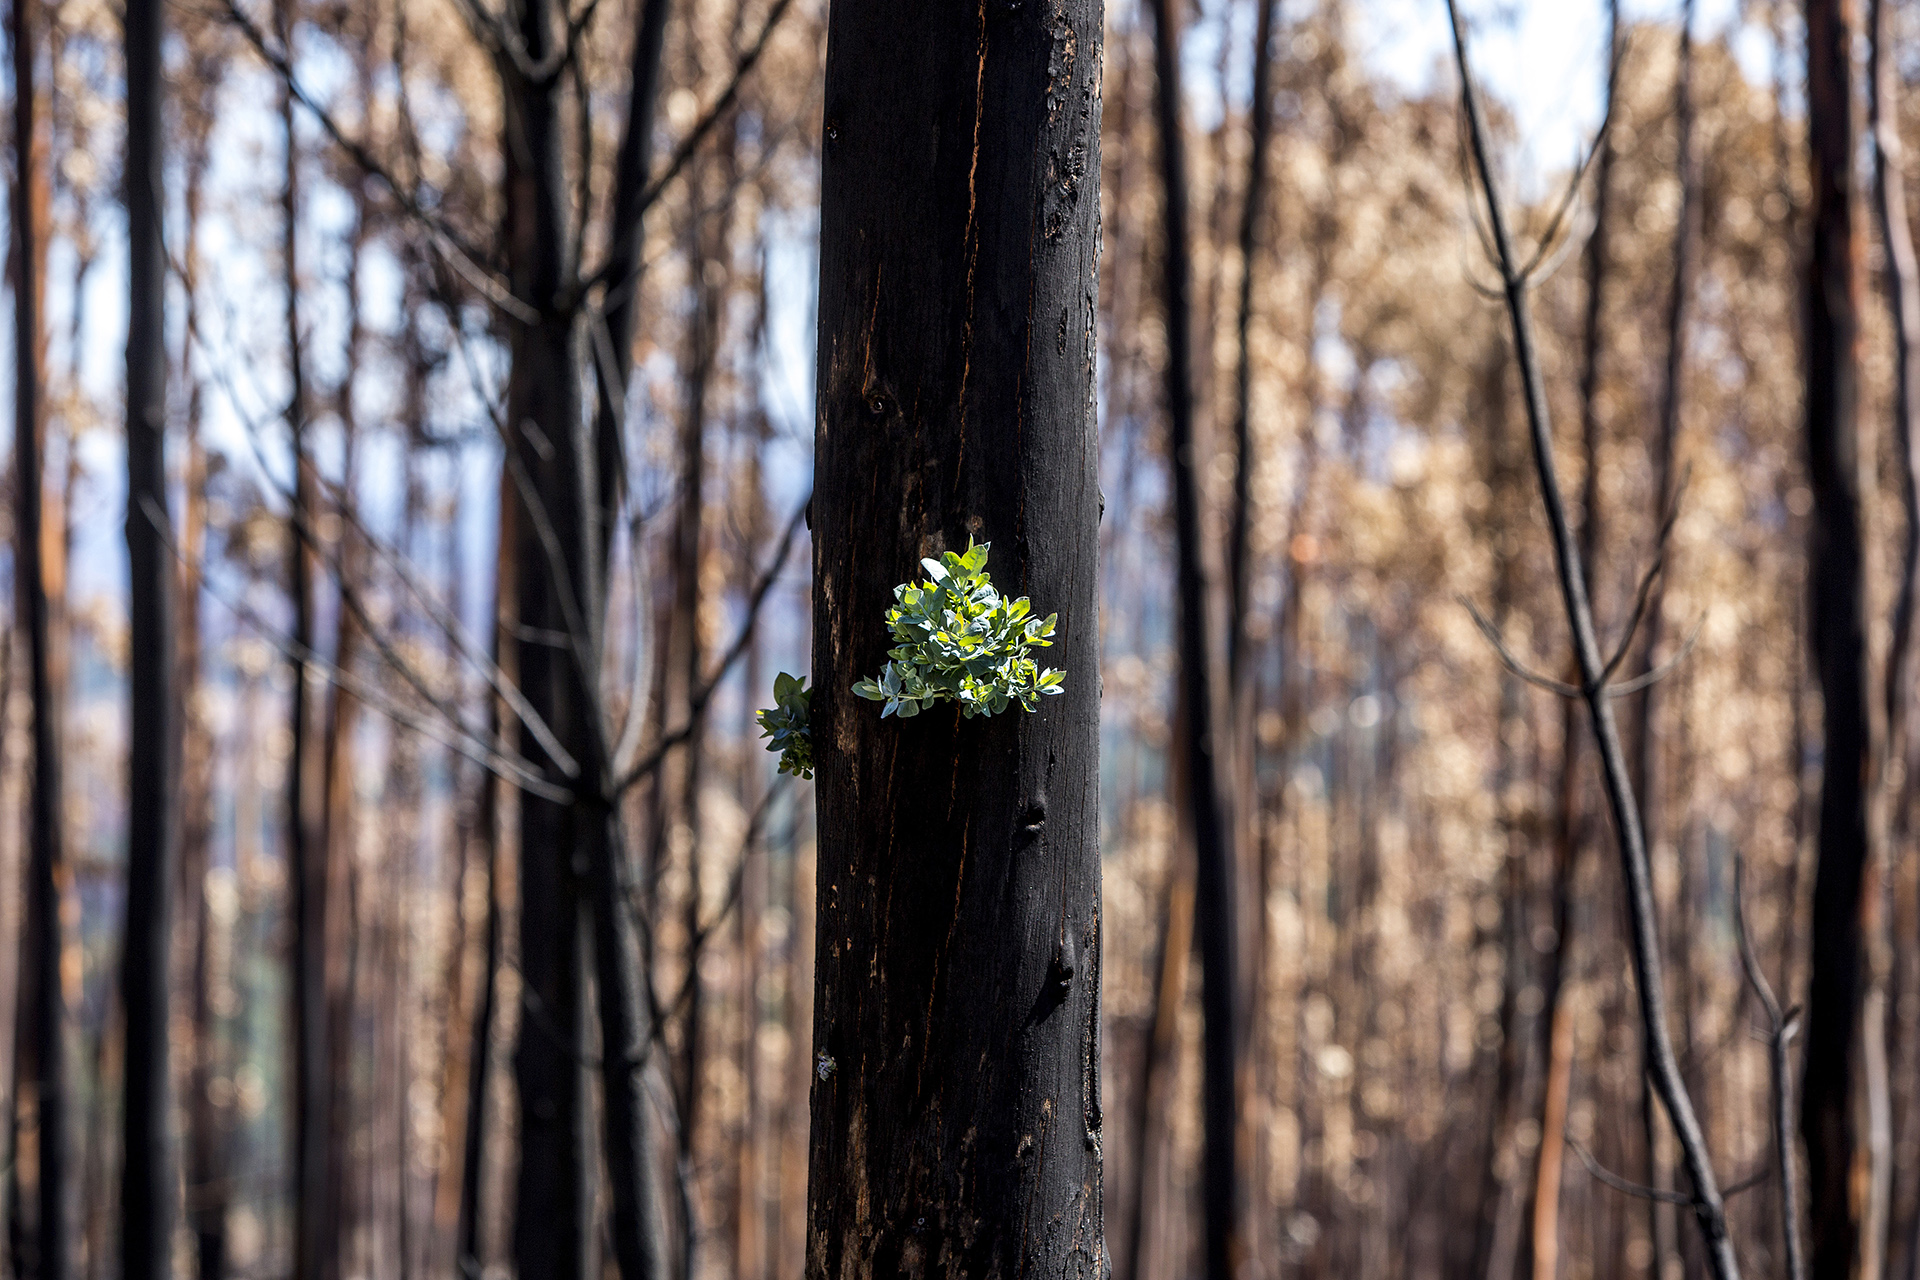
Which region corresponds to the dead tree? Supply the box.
[119,0,178,1271]
[1447,5,1741,1277]
[1799,0,1874,1274]
[1144,0,1242,1273]
[805,0,1105,1271]
[9,0,69,1272]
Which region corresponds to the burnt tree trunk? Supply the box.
[178,91,228,1280]
[585,3,674,1275]
[8,0,67,1273]
[120,0,177,1270]
[806,0,1105,1273]
[277,3,337,1277]
[1145,0,1242,1274]
[1801,0,1872,1275]
[501,0,595,1274]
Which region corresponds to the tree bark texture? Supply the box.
[120,0,178,1270]
[806,0,1105,1274]
[1801,0,1872,1275]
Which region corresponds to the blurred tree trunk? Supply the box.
[1144,0,1241,1273]
[277,1,337,1276]
[1227,0,1275,700]
[176,78,230,1280]
[1801,0,1873,1275]
[733,373,770,1280]
[1635,6,1698,1274]
[119,0,178,1268]
[1868,0,1917,1268]
[318,35,374,1264]
[1123,872,1193,1280]
[500,0,594,1271]
[805,0,1105,1271]
[8,0,70,1270]
[670,143,724,1280]
[455,473,513,1280]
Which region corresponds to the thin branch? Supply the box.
[1601,463,1691,683]
[1458,595,1581,698]
[1571,1140,1697,1205]
[1734,849,1807,1280]
[218,0,539,323]
[1514,52,1623,283]
[141,496,569,802]
[171,257,581,778]
[1572,1140,1768,1206]
[586,0,796,310]
[1606,618,1703,698]
[612,495,808,794]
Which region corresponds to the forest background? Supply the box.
[0,0,1904,1277]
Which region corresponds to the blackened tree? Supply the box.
[805,0,1106,1273]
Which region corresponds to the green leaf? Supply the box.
[853,542,1064,725]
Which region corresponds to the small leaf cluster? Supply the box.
[756,672,814,779]
[851,539,1065,720]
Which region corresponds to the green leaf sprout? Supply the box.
[756,672,814,779]
[851,538,1065,720]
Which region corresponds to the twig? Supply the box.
[1572,1140,1770,1206]
[1605,618,1703,698]
[218,0,539,323]
[612,495,808,794]
[1459,595,1581,698]
[1734,850,1807,1280]
[586,0,797,312]
[1571,1140,1699,1206]
[141,496,569,802]
[1601,462,1691,683]
[171,259,582,779]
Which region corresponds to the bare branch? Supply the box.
[1514,43,1624,284]
[1447,5,1741,1272]
[1457,595,1581,698]
[1734,849,1808,1280]
[217,0,539,323]
[1606,617,1703,698]
[1571,1140,1697,1205]
[586,0,797,311]
[141,496,569,802]
[172,260,583,778]
[1601,462,1690,683]
[613,496,808,794]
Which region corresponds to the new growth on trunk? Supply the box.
[806,0,1105,1272]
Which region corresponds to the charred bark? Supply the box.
[806,0,1105,1272]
